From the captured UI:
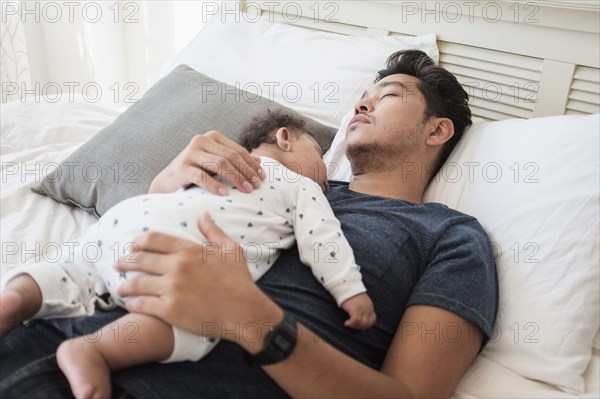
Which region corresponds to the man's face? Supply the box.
[345,74,428,175]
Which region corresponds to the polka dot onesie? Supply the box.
[2,157,366,362]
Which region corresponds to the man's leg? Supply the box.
[2,307,289,399]
[0,308,131,398]
[0,319,80,398]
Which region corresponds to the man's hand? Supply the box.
[115,213,283,351]
[148,131,265,195]
[341,293,376,330]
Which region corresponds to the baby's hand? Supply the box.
[341,293,376,330]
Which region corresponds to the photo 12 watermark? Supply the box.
[2,161,140,185]
[1,81,140,104]
[325,160,541,186]
[490,241,541,264]
[1,240,138,265]
[399,320,541,345]
[436,161,540,184]
[1,238,343,266]
[488,321,540,344]
[1,1,140,24]
[200,1,340,24]
[395,1,540,24]
[199,81,340,105]
[464,81,539,105]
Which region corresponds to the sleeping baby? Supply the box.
[0,109,376,399]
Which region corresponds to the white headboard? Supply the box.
[243,0,600,121]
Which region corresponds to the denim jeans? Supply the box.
[0,308,288,398]
[0,308,133,398]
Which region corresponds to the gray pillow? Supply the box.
[32,64,337,217]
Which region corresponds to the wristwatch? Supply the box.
[244,312,298,366]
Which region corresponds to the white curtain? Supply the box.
[0,0,217,104]
[1,6,32,103]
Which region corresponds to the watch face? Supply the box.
[274,334,293,352]
[251,314,298,365]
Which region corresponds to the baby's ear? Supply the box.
[275,127,293,152]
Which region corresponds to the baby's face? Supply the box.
[288,134,329,192]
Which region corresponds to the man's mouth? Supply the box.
[348,114,371,128]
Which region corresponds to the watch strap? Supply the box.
[243,312,298,366]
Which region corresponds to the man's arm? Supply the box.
[263,305,481,398]
[381,306,483,397]
[116,214,482,398]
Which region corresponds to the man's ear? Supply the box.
[425,118,454,146]
[275,128,293,152]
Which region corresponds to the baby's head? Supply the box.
[240,110,328,192]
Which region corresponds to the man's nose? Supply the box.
[354,98,372,114]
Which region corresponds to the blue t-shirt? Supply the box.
[111,181,498,398]
[261,181,497,369]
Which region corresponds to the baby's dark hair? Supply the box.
[239,109,310,151]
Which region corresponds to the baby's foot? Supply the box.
[56,338,112,399]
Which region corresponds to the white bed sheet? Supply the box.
[1,97,598,397]
[1,97,119,274]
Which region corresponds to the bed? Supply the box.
[1,1,599,397]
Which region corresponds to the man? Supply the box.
[0,50,497,398]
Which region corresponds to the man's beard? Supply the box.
[346,121,424,176]
[346,128,421,176]
[346,143,398,175]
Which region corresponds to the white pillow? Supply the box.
[162,13,438,128]
[423,115,600,394]
[323,110,353,181]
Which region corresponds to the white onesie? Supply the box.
[1,157,366,362]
